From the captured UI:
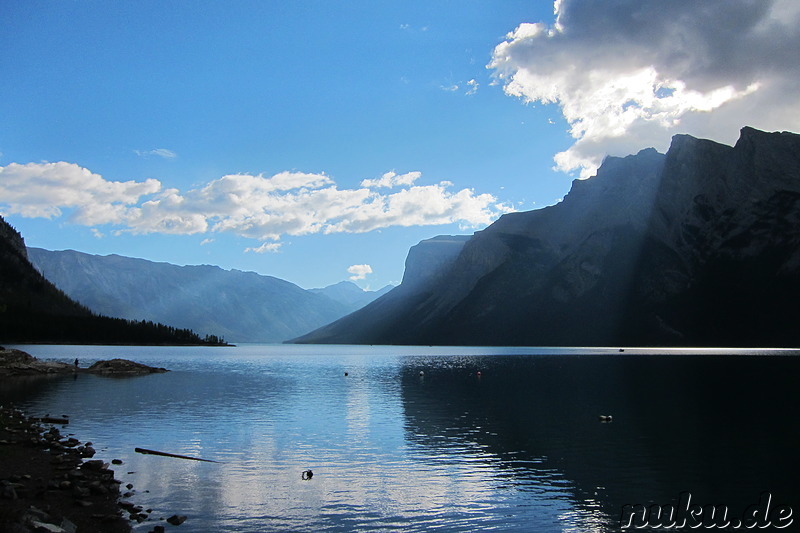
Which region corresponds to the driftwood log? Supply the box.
[134,447,219,463]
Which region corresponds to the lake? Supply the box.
[3,344,799,532]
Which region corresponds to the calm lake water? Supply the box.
[3,344,799,532]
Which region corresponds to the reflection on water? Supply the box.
[3,345,799,532]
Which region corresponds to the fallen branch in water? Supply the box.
[35,417,69,425]
[134,447,220,463]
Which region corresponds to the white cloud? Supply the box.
[347,264,373,281]
[399,23,428,33]
[245,242,282,254]
[0,163,512,247]
[135,148,177,159]
[440,79,479,96]
[489,0,800,178]
[360,171,421,189]
[200,238,214,246]
[0,161,161,220]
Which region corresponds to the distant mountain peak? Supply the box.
[309,280,394,312]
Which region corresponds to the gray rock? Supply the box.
[60,518,77,533]
[86,359,168,375]
[166,514,187,525]
[80,446,96,458]
[80,460,105,470]
[29,521,66,533]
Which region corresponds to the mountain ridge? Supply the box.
[0,215,220,345]
[309,281,393,313]
[293,127,800,346]
[27,248,390,343]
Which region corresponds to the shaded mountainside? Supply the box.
[0,216,219,345]
[295,127,800,347]
[27,249,374,343]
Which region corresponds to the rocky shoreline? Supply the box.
[0,405,131,532]
[1,349,177,532]
[0,348,170,377]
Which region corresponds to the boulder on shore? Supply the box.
[87,359,169,375]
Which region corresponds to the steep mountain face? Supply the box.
[400,235,471,290]
[27,249,359,343]
[294,127,800,346]
[309,281,394,313]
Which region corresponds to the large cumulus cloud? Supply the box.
[489,0,800,177]
[0,162,512,251]
[0,162,161,222]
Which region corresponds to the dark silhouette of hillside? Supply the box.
[0,215,224,345]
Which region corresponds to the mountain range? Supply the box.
[293,127,800,347]
[27,248,391,343]
[0,216,218,345]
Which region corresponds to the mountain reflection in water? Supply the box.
[3,345,798,532]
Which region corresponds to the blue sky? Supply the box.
[2,1,799,290]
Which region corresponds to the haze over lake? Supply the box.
[4,344,798,532]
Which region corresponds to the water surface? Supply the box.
[3,345,799,532]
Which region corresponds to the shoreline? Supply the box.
[0,350,179,532]
[0,348,171,377]
[1,341,233,347]
[0,405,131,533]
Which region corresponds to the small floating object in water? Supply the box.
[598,415,613,423]
[619,348,625,352]
[476,371,482,377]
[419,370,424,376]
[302,469,313,480]
[344,372,348,376]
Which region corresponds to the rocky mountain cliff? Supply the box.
[27,249,385,343]
[294,127,800,346]
[400,235,471,290]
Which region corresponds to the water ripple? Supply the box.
[4,344,798,532]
